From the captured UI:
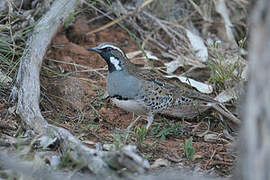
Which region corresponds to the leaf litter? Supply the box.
[0,0,248,178]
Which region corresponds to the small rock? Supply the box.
[151,158,170,169]
[192,154,203,160]
[37,136,58,149]
[82,140,95,145]
[204,134,218,142]
[103,144,115,151]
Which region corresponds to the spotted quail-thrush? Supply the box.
[88,42,240,129]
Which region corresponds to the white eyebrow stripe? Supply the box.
[99,44,125,57]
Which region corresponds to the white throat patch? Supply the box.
[110,57,122,70]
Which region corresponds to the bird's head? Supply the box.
[88,42,129,72]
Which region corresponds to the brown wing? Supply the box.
[126,64,217,104]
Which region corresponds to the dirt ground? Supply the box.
[1,14,237,177]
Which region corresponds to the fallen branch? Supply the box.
[10,0,149,177]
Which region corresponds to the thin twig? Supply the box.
[86,0,155,35]
[87,11,113,23]
[45,58,106,78]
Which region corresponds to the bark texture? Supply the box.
[240,0,270,179]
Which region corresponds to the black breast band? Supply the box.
[110,95,130,100]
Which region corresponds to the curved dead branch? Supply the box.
[10,0,149,178]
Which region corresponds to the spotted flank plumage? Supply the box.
[140,80,173,112]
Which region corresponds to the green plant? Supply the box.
[134,125,147,147]
[58,153,83,169]
[184,137,195,159]
[150,122,182,140]
[208,60,239,90]
[90,90,105,107]
[144,152,153,160]
[109,132,130,150]
[208,41,242,91]
[86,119,99,129]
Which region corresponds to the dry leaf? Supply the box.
[185,29,208,62]
[215,0,237,47]
[126,50,158,60]
[164,59,182,73]
[214,82,245,103]
[166,75,213,94]
[126,51,142,59]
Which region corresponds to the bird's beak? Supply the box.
[87,47,101,53]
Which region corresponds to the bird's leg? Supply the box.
[126,114,141,131]
[146,113,154,130]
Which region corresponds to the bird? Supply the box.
[88,42,240,129]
